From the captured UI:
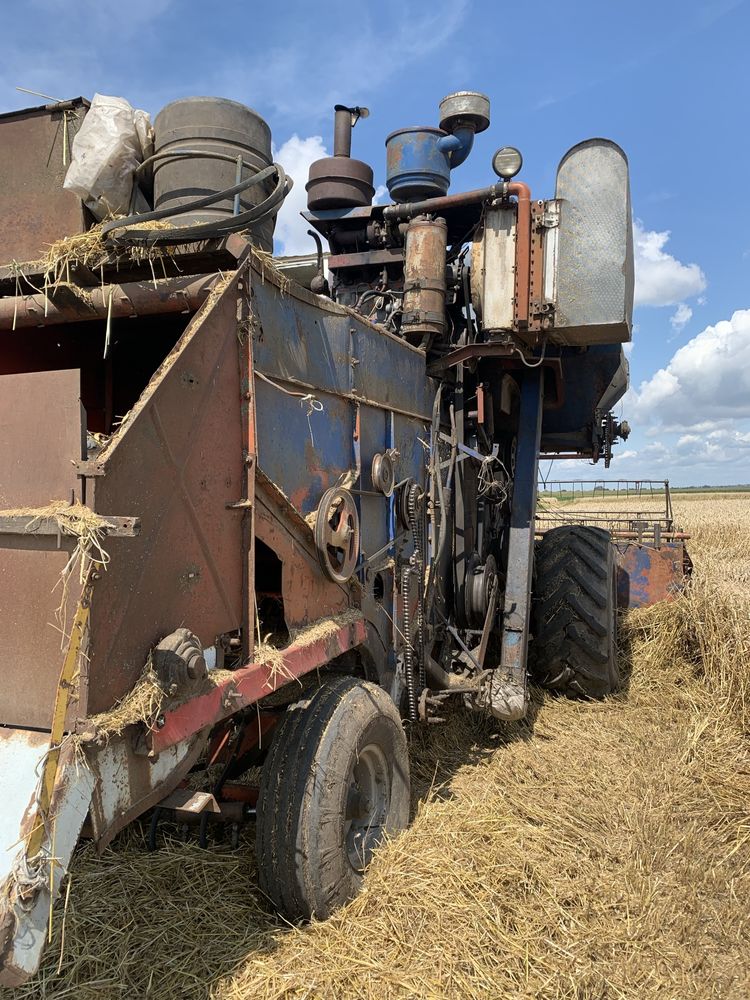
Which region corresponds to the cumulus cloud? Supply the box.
[273,134,327,256]
[633,221,706,307]
[629,309,750,430]
[669,303,692,333]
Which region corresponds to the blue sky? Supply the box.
[2,0,749,485]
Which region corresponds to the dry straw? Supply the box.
[3,494,748,999]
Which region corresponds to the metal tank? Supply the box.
[153,97,277,252]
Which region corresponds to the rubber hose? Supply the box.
[102,162,291,246]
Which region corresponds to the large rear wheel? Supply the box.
[256,675,410,920]
[530,525,619,697]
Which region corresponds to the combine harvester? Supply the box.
[0,91,690,984]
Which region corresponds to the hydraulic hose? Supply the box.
[102,156,291,247]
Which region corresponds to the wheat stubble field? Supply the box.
[5,493,749,1000]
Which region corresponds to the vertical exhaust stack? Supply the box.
[306,105,375,211]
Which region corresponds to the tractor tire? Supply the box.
[256,675,410,921]
[530,525,620,698]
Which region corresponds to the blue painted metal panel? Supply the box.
[251,273,434,420]
[251,272,432,526]
[353,321,433,418]
[541,345,625,452]
[254,376,351,514]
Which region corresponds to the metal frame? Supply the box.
[536,478,679,543]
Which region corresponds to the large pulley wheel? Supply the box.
[256,676,410,920]
[315,487,360,583]
[465,554,498,628]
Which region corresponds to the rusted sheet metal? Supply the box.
[615,541,689,608]
[255,471,351,628]
[86,730,207,850]
[0,369,84,729]
[84,273,247,714]
[0,100,88,266]
[0,723,204,986]
[0,273,219,330]
[150,617,367,754]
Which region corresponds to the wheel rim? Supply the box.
[344,743,391,872]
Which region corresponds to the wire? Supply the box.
[512,340,548,368]
[255,371,323,446]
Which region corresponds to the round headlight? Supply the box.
[492,146,523,180]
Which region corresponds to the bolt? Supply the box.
[156,715,166,729]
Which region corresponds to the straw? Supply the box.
[3,494,748,999]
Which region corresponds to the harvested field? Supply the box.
[4,493,749,999]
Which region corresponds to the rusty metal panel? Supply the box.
[150,617,367,753]
[0,101,88,266]
[0,370,84,728]
[615,541,687,608]
[86,279,246,713]
[254,472,350,628]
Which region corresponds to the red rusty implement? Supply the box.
[149,617,368,754]
[614,541,691,609]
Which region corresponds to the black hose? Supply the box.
[102,161,291,247]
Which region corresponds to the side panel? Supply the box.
[87,279,246,713]
[471,204,516,331]
[0,369,84,728]
[0,102,87,267]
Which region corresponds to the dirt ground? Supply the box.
[5,493,749,999]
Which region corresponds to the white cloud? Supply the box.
[210,0,470,124]
[273,134,327,256]
[669,303,692,332]
[633,221,706,307]
[628,309,750,430]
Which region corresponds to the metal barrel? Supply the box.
[153,97,276,252]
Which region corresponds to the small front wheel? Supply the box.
[256,675,410,920]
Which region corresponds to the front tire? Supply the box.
[256,675,410,920]
[530,525,619,697]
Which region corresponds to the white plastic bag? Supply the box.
[63,94,153,220]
